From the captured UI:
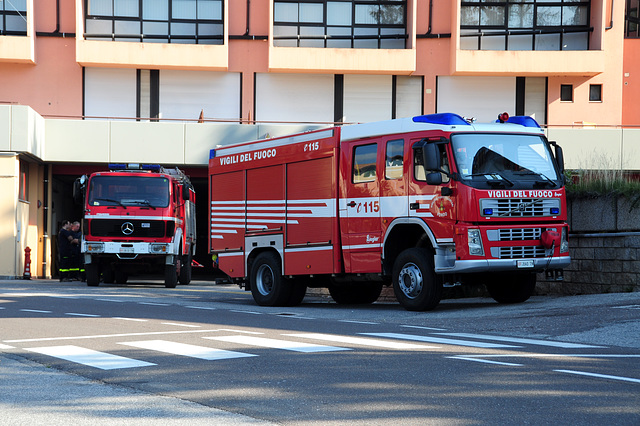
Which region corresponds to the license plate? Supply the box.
[517,260,534,268]
[119,247,134,254]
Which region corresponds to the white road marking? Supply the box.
[555,369,640,384]
[0,343,14,349]
[436,333,604,349]
[25,345,155,370]
[66,313,101,317]
[448,356,523,367]
[204,335,350,353]
[186,306,216,310]
[161,322,201,328]
[400,325,447,331]
[362,333,520,349]
[120,340,256,361]
[112,317,148,322]
[5,329,222,343]
[230,310,262,315]
[218,329,264,335]
[285,333,438,349]
[339,320,379,325]
[95,299,123,303]
[139,302,170,306]
[20,309,52,314]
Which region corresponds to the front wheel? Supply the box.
[179,252,192,285]
[250,252,291,306]
[392,248,442,311]
[486,273,536,304]
[164,260,178,288]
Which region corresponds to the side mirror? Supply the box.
[426,172,442,186]
[182,183,191,201]
[422,142,441,171]
[73,175,87,204]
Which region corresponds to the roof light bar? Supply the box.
[495,115,541,128]
[413,113,471,126]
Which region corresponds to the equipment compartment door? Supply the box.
[341,140,382,273]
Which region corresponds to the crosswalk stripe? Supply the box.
[25,345,155,370]
[204,335,351,353]
[120,340,256,360]
[284,333,439,350]
[436,333,604,349]
[361,333,521,349]
[0,343,14,349]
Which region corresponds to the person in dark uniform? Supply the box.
[71,221,84,281]
[58,220,77,282]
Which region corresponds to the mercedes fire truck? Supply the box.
[208,113,570,311]
[76,164,196,288]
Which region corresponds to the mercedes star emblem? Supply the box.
[121,222,135,235]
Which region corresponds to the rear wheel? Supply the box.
[328,282,383,305]
[392,248,442,311]
[250,252,291,306]
[86,263,99,287]
[486,273,536,304]
[179,252,192,285]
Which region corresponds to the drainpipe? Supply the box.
[417,0,451,39]
[42,164,49,278]
[605,0,614,30]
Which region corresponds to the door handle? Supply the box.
[347,201,356,208]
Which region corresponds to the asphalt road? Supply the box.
[1,279,639,425]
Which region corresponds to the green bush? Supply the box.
[565,169,640,201]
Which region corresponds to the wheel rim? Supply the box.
[398,262,423,299]
[256,264,274,296]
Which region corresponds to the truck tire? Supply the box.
[114,270,128,284]
[86,263,99,287]
[392,248,442,311]
[250,251,292,306]
[179,252,192,285]
[286,281,307,306]
[328,282,383,304]
[486,273,536,304]
[102,268,115,284]
[165,262,178,288]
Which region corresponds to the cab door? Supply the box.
[340,140,382,273]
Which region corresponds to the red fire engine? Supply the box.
[76,164,196,288]
[208,113,570,311]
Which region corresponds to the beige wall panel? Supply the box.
[546,128,623,170]
[44,120,110,162]
[185,123,259,165]
[10,106,45,156]
[0,155,18,276]
[110,122,185,164]
[621,129,640,170]
[0,107,10,150]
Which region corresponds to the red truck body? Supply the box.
[208,113,570,310]
[79,164,196,288]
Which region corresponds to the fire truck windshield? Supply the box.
[451,133,560,188]
[87,176,170,208]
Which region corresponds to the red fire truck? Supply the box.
[76,164,196,288]
[208,113,570,311]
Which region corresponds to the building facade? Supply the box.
[0,0,637,278]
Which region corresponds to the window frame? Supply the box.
[0,0,28,36]
[273,0,407,49]
[84,0,224,44]
[589,84,602,102]
[560,84,573,102]
[352,143,378,184]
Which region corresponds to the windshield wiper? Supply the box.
[465,173,514,187]
[514,171,558,188]
[125,200,157,210]
[93,197,126,209]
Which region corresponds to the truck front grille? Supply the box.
[480,198,561,217]
[487,228,542,241]
[89,219,166,238]
[490,246,547,259]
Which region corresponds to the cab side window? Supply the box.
[385,139,404,180]
[414,143,450,184]
[353,144,377,183]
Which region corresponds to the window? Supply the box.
[626,0,640,38]
[0,0,27,35]
[589,84,602,102]
[460,0,591,51]
[560,84,573,102]
[385,139,404,179]
[274,0,406,49]
[85,0,223,44]
[353,144,377,183]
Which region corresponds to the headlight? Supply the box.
[85,243,104,253]
[560,227,569,253]
[150,243,169,254]
[468,229,484,256]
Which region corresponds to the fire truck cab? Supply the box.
[208,113,570,311]
[77,164,196,288]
